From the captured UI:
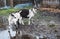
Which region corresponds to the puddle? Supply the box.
[0,30,10,39]
[0,29,16,39]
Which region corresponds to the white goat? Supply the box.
[8,12,22,37]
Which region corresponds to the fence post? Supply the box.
[10,0,13,7]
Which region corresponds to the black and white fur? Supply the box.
[8,8,38,29]
[8,8,37,26]
[20,8,37,25]
[8,8,37,37]
[8,12,22,37]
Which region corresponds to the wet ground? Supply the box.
[0,11,60,39]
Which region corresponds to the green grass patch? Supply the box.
[0,8,20,16]
[0,6,32,16]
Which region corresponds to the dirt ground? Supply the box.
[0,11,60,39]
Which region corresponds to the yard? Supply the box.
[0,0,60,39]
[0,7,60,39]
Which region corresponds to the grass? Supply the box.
[0,6,32,16]
[0,8,20,16]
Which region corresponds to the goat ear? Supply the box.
[33,4,38,9]
[34,6,37,9]
[11,13,16,18]
[34,6,39,10]
[11,13,14,17]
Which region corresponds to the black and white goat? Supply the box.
[8,8,37,26]
[8,8,38,38]
[19,8,37,25]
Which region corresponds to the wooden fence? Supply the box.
[42,0,60,8]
